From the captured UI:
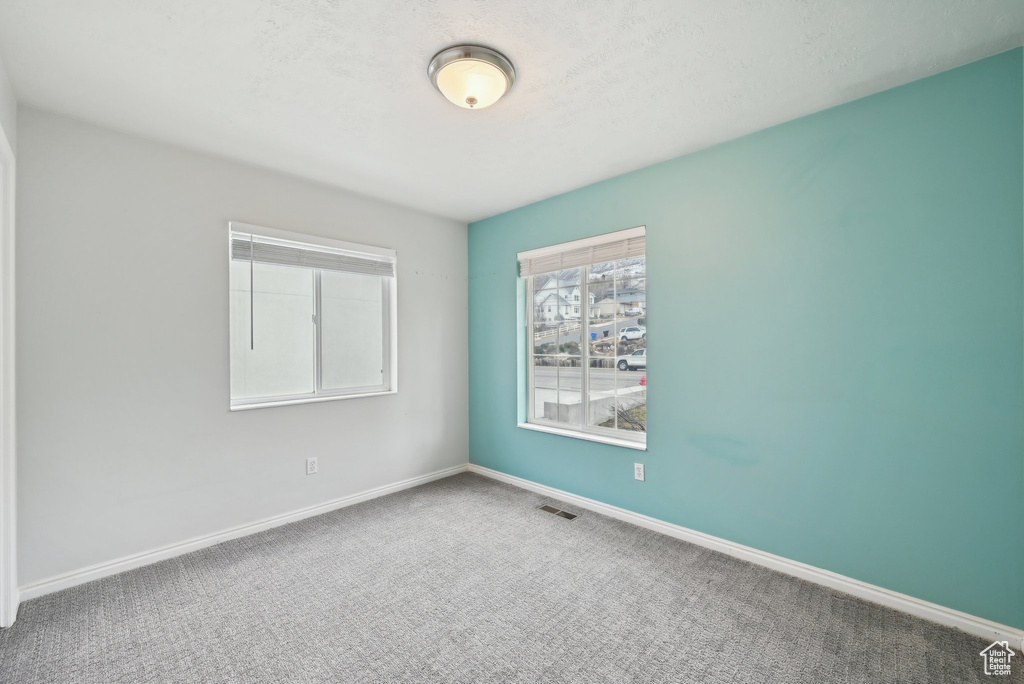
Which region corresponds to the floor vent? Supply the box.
[538,504,580,520]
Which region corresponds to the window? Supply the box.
[519,226,646,447]
[228,222,397,410]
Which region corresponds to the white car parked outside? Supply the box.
[617,348,647,371]
[619,325,646,341]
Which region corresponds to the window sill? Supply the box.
[517,422,647,451]
[231,389,396,411]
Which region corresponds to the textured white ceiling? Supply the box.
[0,1,1022,222]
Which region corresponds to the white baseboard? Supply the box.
[18,464,469,602]
[468,463,1024,650]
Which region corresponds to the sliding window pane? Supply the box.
[230,261,315,399]
[320,271,385,391]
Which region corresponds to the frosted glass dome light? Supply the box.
[428,45,516,110]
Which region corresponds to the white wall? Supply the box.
[15,108,468,585]
[0,54,14,152]
[0,51,15,626]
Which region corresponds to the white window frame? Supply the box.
[228,222,398,411]
[519,226,646,450]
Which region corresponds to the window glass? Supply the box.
[320,271,385,391]
[229,260,315,399]
[610,256,646,433]
[531,254,646,438]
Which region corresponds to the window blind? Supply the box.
[518,230,645,277]
[231,233,395,278]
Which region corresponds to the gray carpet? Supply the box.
[0,473,1013,683]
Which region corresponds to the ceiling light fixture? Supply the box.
[427,45,516,110]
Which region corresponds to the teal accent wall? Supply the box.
[468,49,1024,629]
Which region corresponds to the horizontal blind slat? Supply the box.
[231,238,395,277]
[519,236,645,277]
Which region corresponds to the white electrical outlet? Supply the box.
[306,457,318,475]
[634,463,645,481]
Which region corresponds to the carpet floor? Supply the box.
[0,473,1012,683]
